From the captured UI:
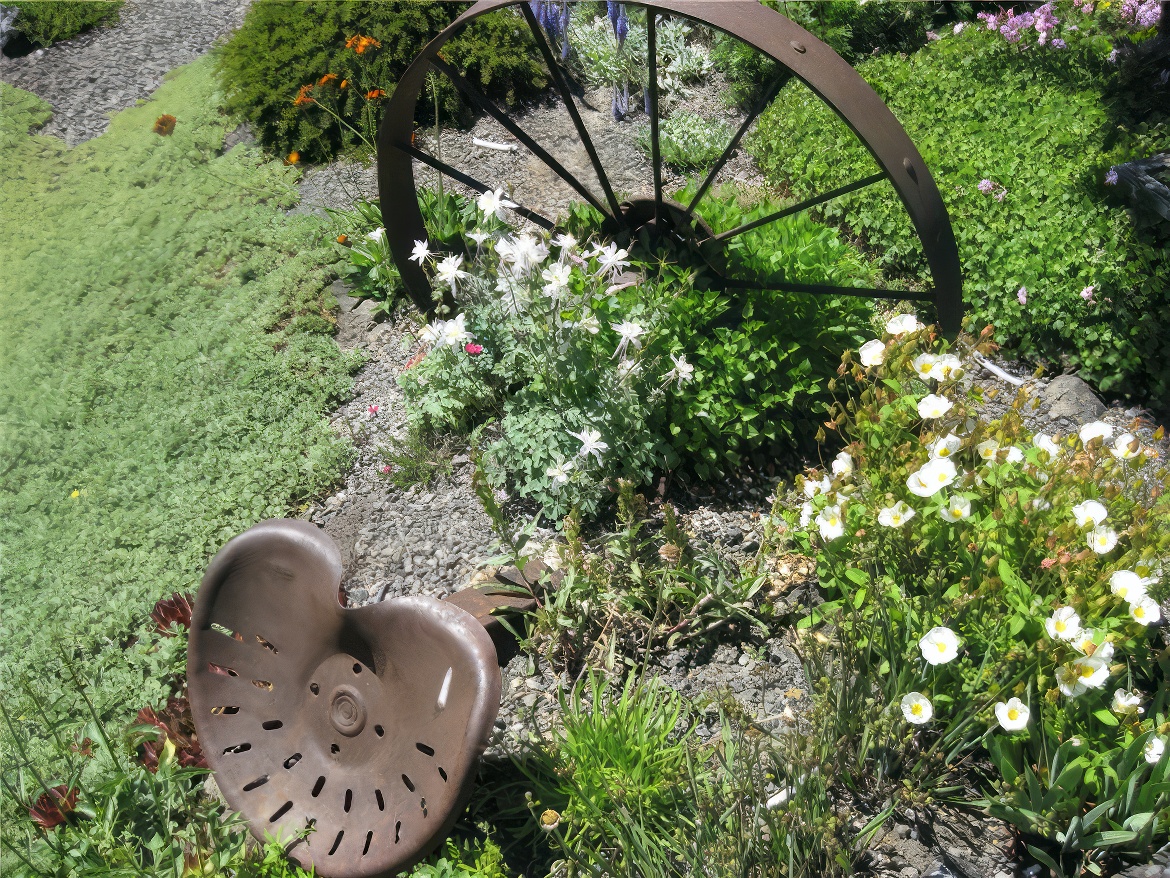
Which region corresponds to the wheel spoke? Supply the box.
[647,9,662,227]
[711,171,888,242]
[430,57,611,218]
[520,3,623,219]
[719,274,935,302]
[684,71,788,220]
[397,140,555,231]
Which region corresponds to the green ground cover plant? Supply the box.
[0,58,356,787]
[5,0,123,49]
[635,109,731,170]
[748,2,1170,401]
[783,316,1170,874]
[216,1,547,162]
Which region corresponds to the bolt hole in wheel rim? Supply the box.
[377,0,962,332]
[187,521,500,878]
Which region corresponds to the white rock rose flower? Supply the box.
[832,452,854,477]
[859,339,885,367]
[1071,628,1099,655]
[975,439,1000,463]
[917,394,953,419]
[931,354,964,381]
[1046,606,1082,641]
[886,313,924,336]
[1145,736,1166,765]
[1033,433,1061,456]
[930,434,962,459]
[1112,689,1145,716]
[1057,655,1110,697]
[939,495,972,522]
[994,697,1030,731]
[1072,499,1107,528]
[1079,421,1114,445]
[1088,525,1118,555]
[1111,432,1140,460]
[912,353,938,381]
[901,692,933,725]
[877,501,916,527]
[799,501,814,528]
[1130,596,1161,625]
[1004,446,1024,464]
[803,475,831,498]
[816,505,846,541]
[907,458,958,498]
[919,627,960,665]
[1110,570,1148,603]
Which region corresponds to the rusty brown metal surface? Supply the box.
[376,1,963,333]
[187,520,501,878]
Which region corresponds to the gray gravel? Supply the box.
[0,0,250,146]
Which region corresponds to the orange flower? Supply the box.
[339,79,348,89]
[152,114,176,136]
[344,34,360,48]
[365,89,386,100]
[346,34,381,54]
[286,151,300,165]
[293,84,314,107]
[318,73,339,86]
[336,234,349,245]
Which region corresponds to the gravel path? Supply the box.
[0,0,250,146]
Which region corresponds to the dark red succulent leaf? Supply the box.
[29,785,80,830]
[135,696,206,771]
[338,584,349,608]
[150,592,194,635]
[69,736,95,758]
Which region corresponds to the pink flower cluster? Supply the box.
[978,4,1066,47]
[978,178,1008,202]
[1120,0,1162,29]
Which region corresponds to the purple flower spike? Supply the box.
[608,1,621,33]
[615,5,629,46]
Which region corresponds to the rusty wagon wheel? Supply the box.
[187,520,536,877]
[377,0,963,332]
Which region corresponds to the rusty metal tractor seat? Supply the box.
[187,520,537,877]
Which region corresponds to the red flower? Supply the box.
[150,592,194,635]
[135,698,206,771]
[30,786,79,830]
[464,343,483,356]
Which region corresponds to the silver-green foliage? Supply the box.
[637,109,732,170]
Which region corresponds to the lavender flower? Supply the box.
[1053,38,1067,48]
[1105,168,1118,185]
[978,178,996,194]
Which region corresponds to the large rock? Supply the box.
[1044,374,1105,422]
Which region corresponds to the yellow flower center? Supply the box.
[936,643,947,653]
[1079,665,1095,679]
[1007,708,1019,721]
[1055,620,1067,633]
[1135,606,1146,619]
[940,448,951,457]
[911,703,923,716]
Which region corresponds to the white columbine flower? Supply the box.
[877,501,916,527]
[541,262,573,298]
[366,227,387,244]
[546,460,574,486]
[434,254,469,290]
[994,697,1030,731]
[666,353,694,389]
[858,339,885,367]
[886,313,924,336]
[477,186,517,220]
[467,229,490,248]
[1072,500,1108,528]
[594,242,631,281]
[832,452,854,477]
[906,457,958,498]
[917,394,953,419]
[919,626,960,665]
[568,427,608,463]
[939,495,972,522]
[816,505,845,541]
[616,359,641,383]
[1112,689,1145,716]
[551,232,577,256]
[438,313,473,347]
[1033,433,1061,456]
[931,354,963,381]
[1145,736,1166,765]
[1079,421,1114,445]
[409,238,431,264]
[1130,596,1161,625]
[1111,432,1140,460]
[1088,525,1118,555]
[420,319,445,345]
[610,321,645,359]
[912,353,939,381]
[901,692,933,725]
[1046,606,1082,641]
[930,434,962,460]
[1111,570,1149,603]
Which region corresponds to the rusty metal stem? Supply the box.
[713,170,888,242]
[647,9,662,227]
